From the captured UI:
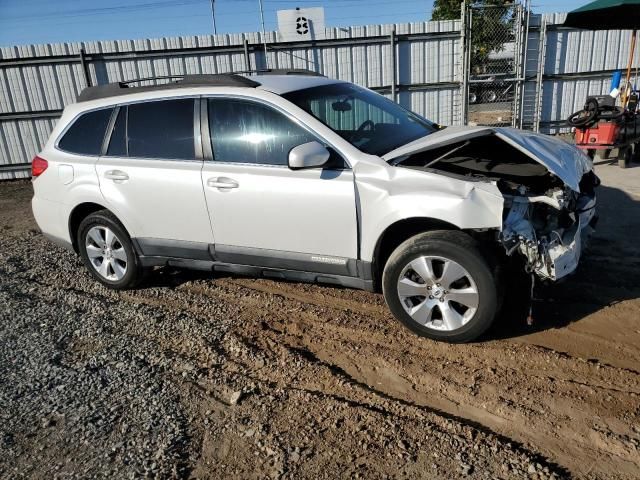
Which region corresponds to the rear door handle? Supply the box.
[104,170,129,182]
[207,177,239,189]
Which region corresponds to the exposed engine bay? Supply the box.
[393,133,599,281]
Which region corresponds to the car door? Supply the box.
[201,96,358,275]
[96,97,214,259]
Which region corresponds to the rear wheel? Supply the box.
[382,231,498,343]
[77,210,143,289]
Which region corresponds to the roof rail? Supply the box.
[242,68,325,77]
[76,73,260,102]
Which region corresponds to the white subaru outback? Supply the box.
[32,71,598,343]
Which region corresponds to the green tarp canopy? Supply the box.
[563,0,640,30]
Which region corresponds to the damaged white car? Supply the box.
[32,73,597,343]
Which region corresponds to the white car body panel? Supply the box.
[492,128,591,192]
[31,140,106,247]
[250,74,348,95]
[354,160,504,261]
[95,156,213,243]
[201,162,358,258]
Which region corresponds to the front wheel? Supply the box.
[78,210,143,289]
[382,231,498,343]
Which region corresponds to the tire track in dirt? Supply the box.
[10,246,640,478]
[184,276,640,478]
[5,248,564,476]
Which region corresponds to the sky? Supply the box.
[0,0,588,48]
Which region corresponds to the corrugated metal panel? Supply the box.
[0,20,463,176]
[521,12,640,133]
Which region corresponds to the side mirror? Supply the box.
[288,141,331,170]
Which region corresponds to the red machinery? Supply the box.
[569,94,640,168]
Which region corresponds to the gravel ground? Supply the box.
[1,162,640,479]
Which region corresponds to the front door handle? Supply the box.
[207,177,239,189]
[104,170,129,182]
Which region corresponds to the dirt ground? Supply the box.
[468,104,512,126]
[1,159,639,479]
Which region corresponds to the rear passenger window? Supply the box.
[127,99,195,159]
[208,98,316,165]
[58,108,113,155]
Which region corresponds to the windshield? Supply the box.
[282,83,437,156]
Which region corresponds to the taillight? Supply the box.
[31,156,48,177]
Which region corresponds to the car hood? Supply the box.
[382,126,592,192]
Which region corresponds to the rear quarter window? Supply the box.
[57,108,113,155]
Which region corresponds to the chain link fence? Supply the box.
[464,3,524,127]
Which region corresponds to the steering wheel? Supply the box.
[352,120,375,141]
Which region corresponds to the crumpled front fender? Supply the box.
[356,161,504,261]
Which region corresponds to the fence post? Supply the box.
[518,0,532,129]
[79,48,91,87]
[390,27,396,102]
[243,37,251,72]
[512,4,523,128]
[534,18,547,133]
[460,2,469,125]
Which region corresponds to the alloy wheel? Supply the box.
[85,225,128,281]
[396,255,479,331]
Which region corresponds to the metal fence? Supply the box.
[523,12,640,134]
[2,9,640,179]
[0,20,463,179]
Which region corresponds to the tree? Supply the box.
[432,0,515,73]
[431,0,465,21]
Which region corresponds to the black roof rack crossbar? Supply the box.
[76,73,260,102]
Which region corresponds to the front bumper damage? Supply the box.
[500,188,597,281]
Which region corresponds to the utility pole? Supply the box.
[258,0,268,63]
[210,0,217,35]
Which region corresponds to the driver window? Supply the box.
[208,98,317,165]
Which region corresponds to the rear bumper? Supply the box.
[32,196,73,251]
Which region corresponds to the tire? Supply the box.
[77,210,143,289]
[382,230,498,343]
[482,90,498,103]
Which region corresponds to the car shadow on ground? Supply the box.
[593,157,640,169]
[142,266,213,288]
[489,183,640,341]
